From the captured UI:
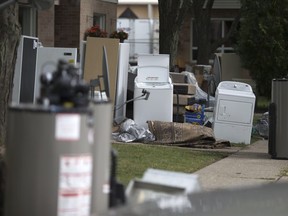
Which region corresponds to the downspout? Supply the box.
[147,3,153,54]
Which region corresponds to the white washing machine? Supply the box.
[133,54,173,128]
[213,81,255,144]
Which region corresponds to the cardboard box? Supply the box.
[193,65,204,86]
[173,94,196,105]
[170,72,188,83]
[174,83,196,95]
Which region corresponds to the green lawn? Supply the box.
[256,96,270,111]
[112,143,230,186]
[113,109,266,186]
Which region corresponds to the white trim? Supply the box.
[118,0,158,5]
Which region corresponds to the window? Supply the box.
[93,13,106,30]
[19,5,37,36]
[191,18,236,62]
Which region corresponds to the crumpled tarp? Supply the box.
[253,112,269,139]
[147,120,230,148]
[112,119,155,143]
[181,71,215,107]
[112,119,230,148]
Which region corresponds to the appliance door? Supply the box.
[12,36,38,104]
[215,99,254,125]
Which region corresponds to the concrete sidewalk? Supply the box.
[194,139,288,191]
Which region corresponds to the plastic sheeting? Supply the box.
[180,71,215,107]
[253,112,269,139]
[112,119,155,143]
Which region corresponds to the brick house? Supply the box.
[18,0,118,49]
[117,0,241,67]
[18,0,241,67]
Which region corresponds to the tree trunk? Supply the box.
[158,0,191,71]
[192,0,240,65]
[195,19,212,65]
[0,4,21,214]
[0,4,21,215]
[159,27,179,70]
[0,4,21,148]
[192,0,214,65]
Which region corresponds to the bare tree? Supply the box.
[159,0,241,67]
[0,3,21,213]
[158,0,192,70]
[0,4,21,149]
[192,0,241,64]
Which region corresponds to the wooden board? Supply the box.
[83,37,120,104]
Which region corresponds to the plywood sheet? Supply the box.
[83,37,120,103]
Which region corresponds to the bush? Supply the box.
[236,0,288,97]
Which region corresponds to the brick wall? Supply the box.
[94,1,117,34]
[80,0,117,42]
[54,0,80,48]
[80,0,95,43]
[37,6,55,47]
[37,0,117,50]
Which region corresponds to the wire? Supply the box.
[114,93,147,111]
[173,89,180,122]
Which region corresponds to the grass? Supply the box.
[280,168,288,177]
[113,104,268,186]
[112,143,230,186]
[256,96,270,111]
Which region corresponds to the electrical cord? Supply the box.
[173,89,180,122]
[114,89,150,111]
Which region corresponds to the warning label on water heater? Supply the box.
[57,155,92,216]
[55,114,80,141]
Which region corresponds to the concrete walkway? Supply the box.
[194,139,288,191]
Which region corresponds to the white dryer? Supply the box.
[133,54,173,128]
[213,81,255,144]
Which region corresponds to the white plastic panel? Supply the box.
[218,81,253,92]
[137,54,169,83]
[213,122,252,144]
[216,99,253,124]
